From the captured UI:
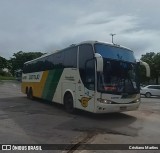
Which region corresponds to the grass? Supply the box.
[0,75,16,80]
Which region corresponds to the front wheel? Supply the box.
[145,92,151,98]
[64,93,74,113]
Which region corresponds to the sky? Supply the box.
[0,0,160,59]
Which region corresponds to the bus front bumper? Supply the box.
[95,102,140,113]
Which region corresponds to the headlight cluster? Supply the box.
[97,98,112,104]
[135,98,141,103]
[97,98,141,104]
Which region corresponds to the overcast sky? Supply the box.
[0,0,160,59]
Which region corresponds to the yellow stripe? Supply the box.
[21,71,49,98]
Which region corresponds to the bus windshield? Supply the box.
[95,43,136,63]
[95,43,139,95]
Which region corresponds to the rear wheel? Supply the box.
[64,93,74,113]
[26,87,29,98]
[145,92,151,98]
[28,88,34,100]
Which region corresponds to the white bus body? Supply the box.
[22,41,150,113]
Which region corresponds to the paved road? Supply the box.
[0,81,160,153]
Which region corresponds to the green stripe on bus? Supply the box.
[42,69,63,101]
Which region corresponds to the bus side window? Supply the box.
[54,52,64,68]
[23,65,27,73]
[64,47,77,68]
[48,55,54,69]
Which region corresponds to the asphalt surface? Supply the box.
[0,80,160,153]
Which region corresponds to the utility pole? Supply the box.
[110,33,116,44]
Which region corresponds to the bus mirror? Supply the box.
[95,53,103,72]
[138,60,150,77]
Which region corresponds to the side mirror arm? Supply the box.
[137,60,150,77]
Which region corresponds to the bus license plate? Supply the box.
[120,106,127,111]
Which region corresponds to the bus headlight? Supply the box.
[97,98,112,104]
[135,98,141,103]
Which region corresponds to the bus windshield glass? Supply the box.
[95,43,139,95]
[95,43,136,63]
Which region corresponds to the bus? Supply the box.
[21,41,150,113]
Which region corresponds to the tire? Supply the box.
[145,92,151,98]
[28,88,34,100]
[26,87,29,98]
[64,93,74,113]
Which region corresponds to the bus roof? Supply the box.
[24,40,133,64]
[78,41,132,51]
[24,50,60,64]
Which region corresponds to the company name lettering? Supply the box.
[29,74,40,80]
[12,145,42,151]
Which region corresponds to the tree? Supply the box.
[153,53,160,84]
[10,51,44,75]
[0,56,8,76]
[0,56,7,70]
[140,52,160,84]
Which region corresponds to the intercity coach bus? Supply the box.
[21,41,150,113]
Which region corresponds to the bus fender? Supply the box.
[63,89,75,107]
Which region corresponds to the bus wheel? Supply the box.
[26,87,29,98]
[64,93,74,113]
[28,88,34,100]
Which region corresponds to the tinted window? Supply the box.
[79,44,94,87]
[148,86,153,89]
[148,86,159,89]
[79,44,94,69]
[95,43,136,63]
[152,86,160,89]
[37,58,44,71]
[54,52,64,68]
[23,47,78,73]
[64,46,77,68]
[85,59,95,90]
[47,55,54,69]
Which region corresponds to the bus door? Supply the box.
[76,59,96,112]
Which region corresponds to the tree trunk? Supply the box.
[156,76,159,85]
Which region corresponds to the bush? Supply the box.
[0,69,11,77]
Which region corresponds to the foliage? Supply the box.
[0,75,15,80]
[0,56,8,70]
[0,56,10,76]
[0,70,10,76]
[9,51,44,75]
[140,52,160,84]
